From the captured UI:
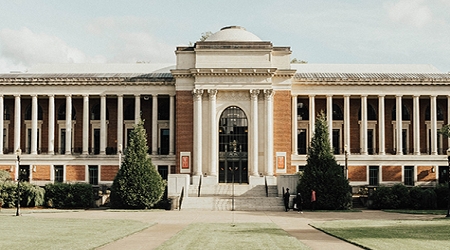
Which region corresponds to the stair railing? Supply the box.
[198,174,202,197]
[179,187,184,211]
[265,176,268,197]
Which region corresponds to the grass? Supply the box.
[301,209,362,212]
[156,223,310,250]
[0,216,152,250]
[382,209,448,215]
[311,220,450,250]
[0,208,84,214]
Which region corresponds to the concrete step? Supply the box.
[188,184,279,197]
[181,197,285,211]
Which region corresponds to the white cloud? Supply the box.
[386,0,433,28]
[0,27,107,71]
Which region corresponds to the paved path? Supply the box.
[28,209,441,250]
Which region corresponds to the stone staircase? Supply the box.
[181,184,284,211]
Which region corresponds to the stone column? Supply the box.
[100,94,106,155]
[250,89,260,176]
[117,94,123,152]
[327,95,333,151]
[431,95,437,155]
[152,94,158,155]
[208,89,217,176]
[0,95,3,155]
[309,95,315,146]
[413,95,420,155]
[65,95,72,155]
[361,95,368,155]
[344,95,350,155]
[14,95,21,153]
[169,94,175,155]
[264,89,274,176]
[31,95,38,154]
[396,95,403,155]
[48,95,55,154]
[82,95,89,155]
[192,89,203,176]
[448,96,450,150]
[134,94,140,124]
[378,95,385,155]
[292,95,298,155]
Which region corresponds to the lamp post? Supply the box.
[446,149,450,217]
[15,149,21,216]
[118,144,122,169]
[344,144,348,179]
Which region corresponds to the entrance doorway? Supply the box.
[218,106,248,184]
[19,165,30,182]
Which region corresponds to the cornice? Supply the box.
[0,77,175,86]
[293,78,450,86]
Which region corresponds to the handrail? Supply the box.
[198,175,202,197]
[179,187,184,211]
[265,176,268,197]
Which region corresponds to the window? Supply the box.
[158,165,168,180]
[158,96,169,120]
[333,129,340,154]
[57,104,76,120]
[369,166,379,186]
[124,103,135,121]
[89,165,98,185]
[54,165,64,182]
[404,166,414,186]
[91,104,109,120]
[297,129,307,154]
[160,129,169,155]
[297,101,308,120]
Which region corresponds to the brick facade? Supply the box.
[417,166,436,182]
[101,165,119,181]
[66,165,85,182]
[382,166,402,182]
[175,91,193,174]
[273,91,292,174]
[348,166,367,182]
[33,165,51,181]
[0,165,14,179]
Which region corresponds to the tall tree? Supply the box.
[298,111,352,210]
[110,120,165,209]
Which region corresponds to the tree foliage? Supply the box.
[110,120,165,209]
[290,58,308,64]
[297,111,352,210]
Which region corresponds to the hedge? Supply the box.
[0,180,45,208]
[369,184,442,209]
[44,182,93,208]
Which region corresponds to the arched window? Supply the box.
[392,104,411,121]
[25,104,43,120]
[297,101,309,120]
[57,104,76,120]
[425,105,444,121]
[358,104,377,121]
[91,104,109,120]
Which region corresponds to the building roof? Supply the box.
[205,26,262,42]
[291,63,442,74]
[27,63,175,74]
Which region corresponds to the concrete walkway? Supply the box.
[28,209,441,250]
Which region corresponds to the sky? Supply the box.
[0,0,449,73]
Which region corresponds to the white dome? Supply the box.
[205,26,262,42]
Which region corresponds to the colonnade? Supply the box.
[192,89,275,177]
[291,94,448,156]
[0,94,175,156]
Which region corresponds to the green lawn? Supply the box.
[0,216,152,250]
[382,209,448,215]
[311,220,450,250]
[156,223,310,250]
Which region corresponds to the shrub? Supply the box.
[409,187,424,209]
[369,186,399,209]
[391,184,410,209]
[0,169,11,182]
[110,120,165,209]
[434,184,450,209]
[45,182,93,208]
[0,180,45,208]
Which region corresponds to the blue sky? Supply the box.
[0,0,449,73]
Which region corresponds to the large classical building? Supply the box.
[1,26,449,189]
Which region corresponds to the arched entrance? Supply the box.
[218,106,248,184]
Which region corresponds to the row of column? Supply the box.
[0,94,175,156]
[192,89,275,178]
[291,95,444,156]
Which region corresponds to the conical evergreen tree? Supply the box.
[110,120,165,209]
[298,111,352,210]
